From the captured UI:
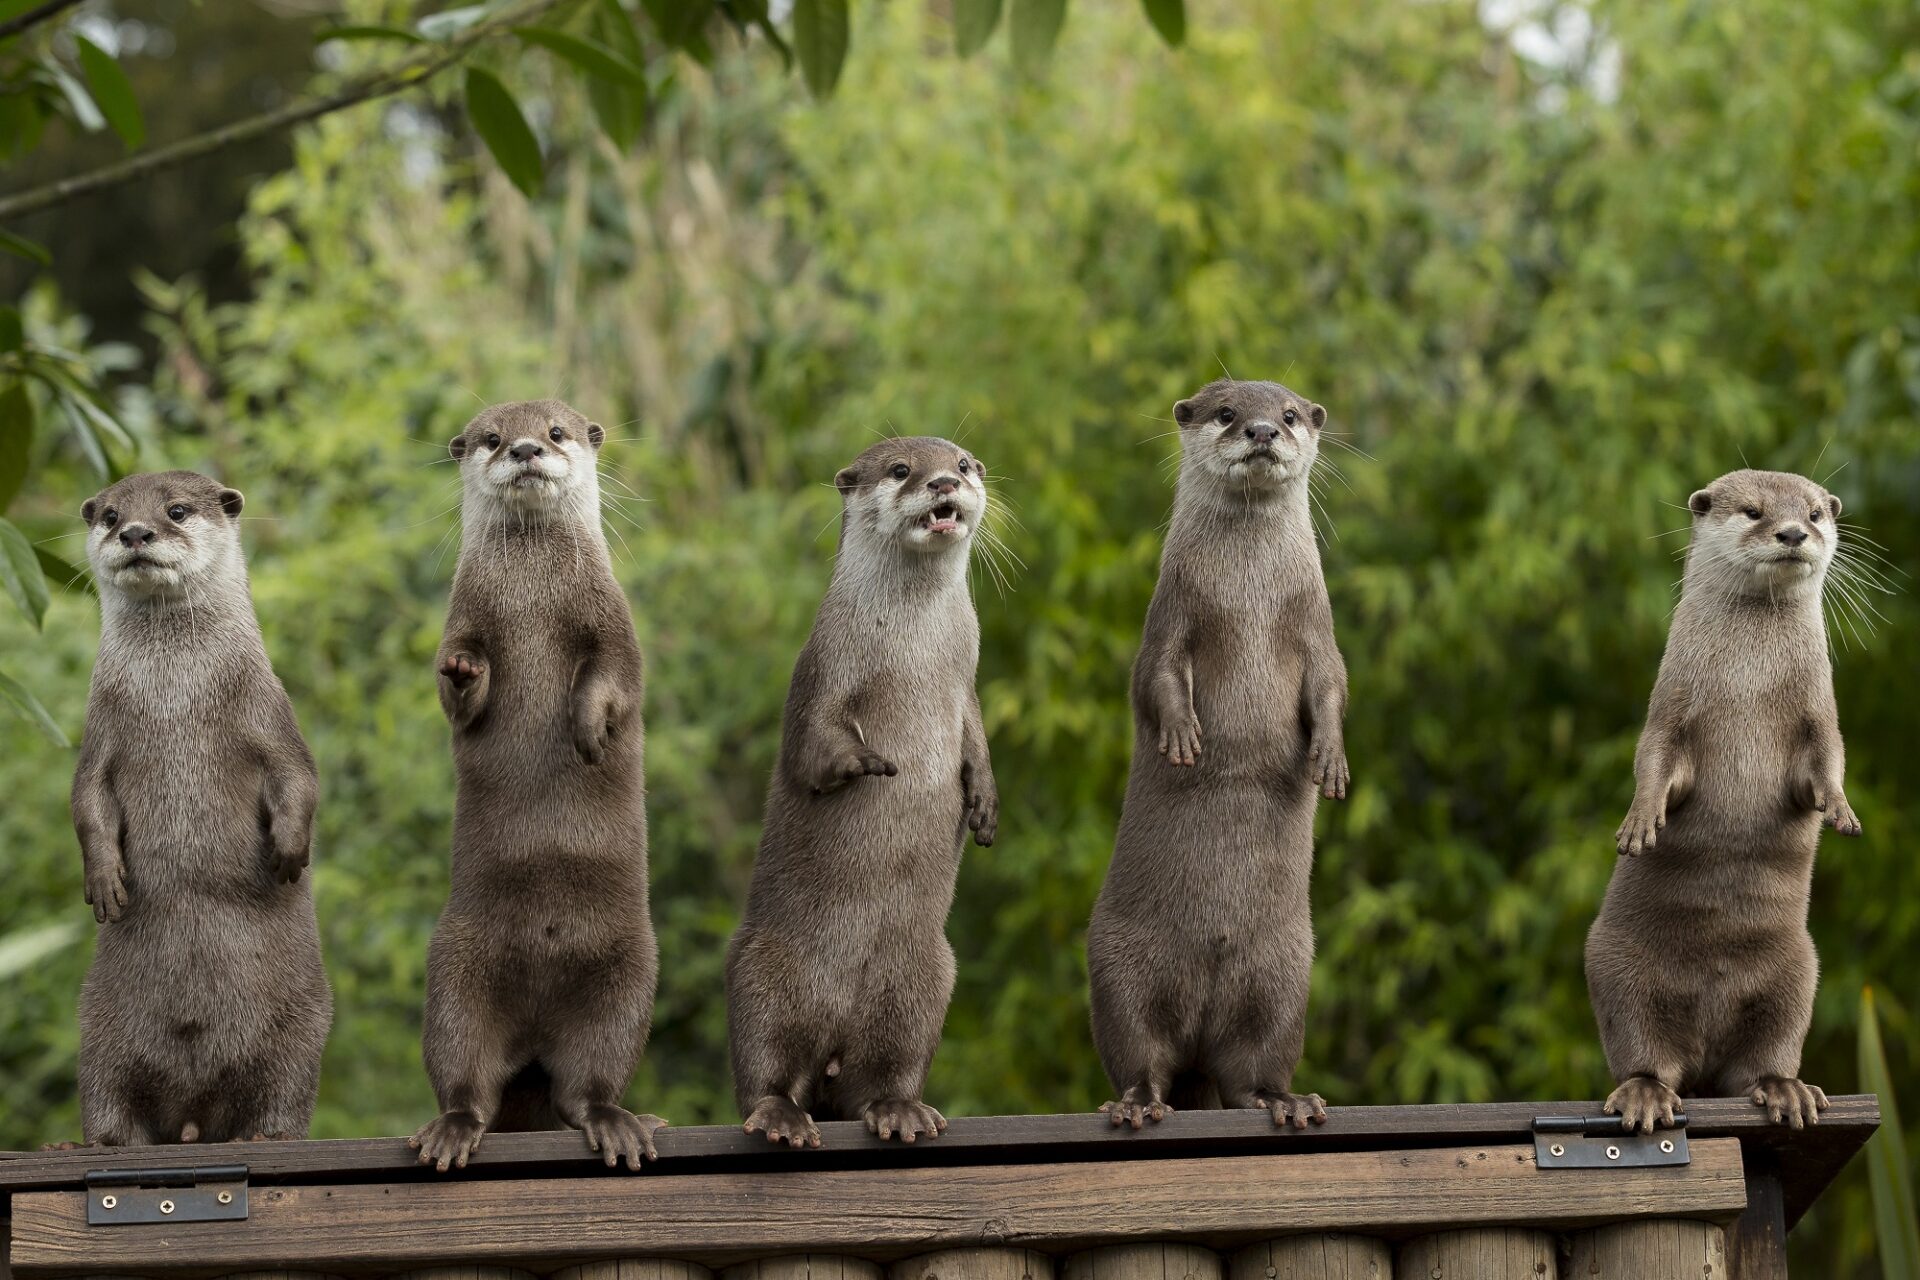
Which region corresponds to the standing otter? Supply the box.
[1587,469,1860,1132]
[410,400,663,1172]
[1087,379,1348,1130]
[69,470,331,1146]
[725,435,998,1148]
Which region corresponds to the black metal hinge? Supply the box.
[85,1164,249,1225]
[1533,1114,1690,1169]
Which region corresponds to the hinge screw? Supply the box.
[159,1199,175,1214]
[218,1190,234,1205]
[1605,1145,1621,1160]
[1549,1143,1565,1157]
[1660,1139,1675,1153]
[100,1195,117,1210]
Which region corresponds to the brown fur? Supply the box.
[69,471,330,1146]
[1087,380,1347,1129]
[410,401,663,1172]
[1587,469,1858,1133]
[725,436,998,1147]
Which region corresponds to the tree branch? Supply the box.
[0,0,568,223]
[0,0,86,42]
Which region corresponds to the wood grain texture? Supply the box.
[1396,1228,1555,1279]
[1229,1234,1391,1280]
[0,1097,1873,1230]
[555,1260,712,1280]
[7,1143,1747,1277]
[892,1248,1053,1280]
[1564,1219,1726,1277]
[390,1270,539,1280]
[1063,1243,1220,1280]
[1725,1165,1788,1280]
[723,1259,883,1280]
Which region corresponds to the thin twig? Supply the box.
[0,0,86,42]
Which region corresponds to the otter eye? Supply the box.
[1283,409,1297,426]
[1217,406,1235,426]
[1743,506,1763,520]
[958,458,969,473]
[1809,508,1821,523]
[167,504,189,523]
[890,463,911,480]
[549,426,564,443]
[485,433,501,450]
[101,508,118,528]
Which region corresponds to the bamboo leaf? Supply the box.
[0,379,32,511]
[0,921,82,979]
[316,25,428,45]
[512,26,649,87]
[417,4,492,41]
[45,62,104,132]
[1861,986,1920,1280]
[954,0,1002,56]
[1140,0,1184,46]
[0,229,49,265]
[0,514,50,627]
[0,304,21,352]
[463,67,543,198]
[0,669,68,747]
[1010,0,1066,76]
[34,545,89,595]
[792,0,849,98]
[74,36,143,149]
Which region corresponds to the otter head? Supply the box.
[80,470,246,601]
[1686,469,1842,600]
[1173,378,1325,498]
[833,436,988,557]
[450,399,604,520]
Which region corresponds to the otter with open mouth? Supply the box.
[725,435,1000,1148]
[1588,469,1861,1133]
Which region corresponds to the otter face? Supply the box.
[450,400,604,516]
[1687,469,1842,598]
[834,436,988,555]
[1174,378,1325,494]
[80,471,245,599]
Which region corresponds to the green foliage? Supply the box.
[792,0,850,99]
[73,36,142,150]
[464,65,544,196]
[0,2,1915,1276]
[1862,987,1920,1279]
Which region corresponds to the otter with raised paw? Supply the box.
[412,400,664,1173]
[1088,379,1348,1130]
[725,435,999,1148]
[66,471,331,1147]
[1588,469,1860,1133]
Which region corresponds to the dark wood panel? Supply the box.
[8,1142,1748,1278]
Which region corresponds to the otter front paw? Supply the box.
[84,858,128,923]
[1257,1090,1329,1130]
[1603,1076,1681,1133]
[1308,735,1349,799]
[1615,798,1666,855]
[965,769,999,847]
[1100,1088,1173,1129]
[1749,1076,1828,1129]
[439,652,485,687]
[573,706,616,765]
[813,751,897,794]
[409,1109,489,1172]
[744,1095,821,1148]
[863,1098,946,1143]
[1159,713,1203,766]
[1824,793,1862,837]
[581,1104,665,1171]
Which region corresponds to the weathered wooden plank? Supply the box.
[1063,1243,1220,1280]
[0,1097,1872,1231]
[1229,1234,1391,1279]
[893,1247,1052,1280]
[1725,1162,1788,1280]
[7,1143,1747,1278]
[1397,1228,1555,1279]
[391,1270,538,1280]
[1564,1218,1727,1277]
[724,1259,882,1280]
[556,1259,713,1280]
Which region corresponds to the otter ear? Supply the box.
[1307,402,1326,429]
[1826,493,1842,520]
[1173,398,1197,426]
[834,465,861,495]
[449,434,468,461]
[587,422,604,449]
[81,498,97,525]
[1688,489,1714,516]
[218,488,245,519]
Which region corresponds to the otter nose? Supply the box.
[117,523,154,548]
[1776,526,1809,547]
[1245,422,1281,445]
[928,475,959,496]
[509,441,545,461]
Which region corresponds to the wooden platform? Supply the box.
[0,1097,1879,1280]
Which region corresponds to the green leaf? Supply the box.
[74,36,143,149]
[417,4,491,40]
[0,229,49,265]
[315,25,427,45]
[587,3,650,147]
[0,380,33,511]
[463,67,543,198]
[954,0,1002,56]
[512,26,648,87]
[1861,987,1920,1280]
[0,669,67,748]
[46,62,104,132]
[0,305,21,352]
[0,922,82,980]
[35,545,89,595]
[1010,0,1067,76]
[0,515,50,628]
[792,0,849,98]
[1140,0,1184,46]
[641,0,715,50]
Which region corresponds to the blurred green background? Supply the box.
[2,0,1917,1273]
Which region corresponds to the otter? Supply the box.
[725,435,998,1148]
[1587,469,1859,1132]
[410,400,663,1173]
[1087,379,1348,1130]
[66,470,330,1146]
